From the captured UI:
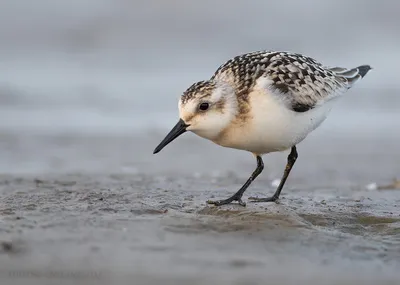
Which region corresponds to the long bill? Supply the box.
[153,119,189,154]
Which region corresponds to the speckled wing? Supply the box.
[212,51,370,112]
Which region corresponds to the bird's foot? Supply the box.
[207,194,246,207]
[248,195,279,203]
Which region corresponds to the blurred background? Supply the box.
[1,0,399,176]
[1,1,400,284]
[0,0,399,132]
[0,0,399,177]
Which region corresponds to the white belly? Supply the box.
[215,90,336,154]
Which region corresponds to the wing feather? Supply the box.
[212,51,368,112]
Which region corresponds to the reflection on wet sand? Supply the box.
[0,169,399,284]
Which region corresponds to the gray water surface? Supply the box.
[1,1,400,284]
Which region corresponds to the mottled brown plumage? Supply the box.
[182,50,371,113]
[181,80,217,104]
[154,50,371,207]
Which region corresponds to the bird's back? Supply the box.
[211,51,371,113]
[209,51,371,154]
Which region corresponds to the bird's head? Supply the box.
[153,80,237,154]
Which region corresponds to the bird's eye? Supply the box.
[199,102,209,111]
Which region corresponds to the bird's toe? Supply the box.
[206,197,246,207]
[248,196,278,203]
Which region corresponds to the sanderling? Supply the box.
[153,50,371,206]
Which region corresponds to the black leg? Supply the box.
[249,146,298,203]
[207,155,264,207]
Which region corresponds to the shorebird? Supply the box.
[153,50,371,206]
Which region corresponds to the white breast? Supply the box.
[215,88,337,155]
[248,89,336,154]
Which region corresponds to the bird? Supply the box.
[153,50,371,207]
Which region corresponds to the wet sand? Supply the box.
[0,130,399,285]
[1,0,400,283]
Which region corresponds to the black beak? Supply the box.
[153,119,189,154]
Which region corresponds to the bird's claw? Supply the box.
[206,196,246,207]
[248,196,278,203]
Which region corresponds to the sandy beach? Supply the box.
[1,128,400,285]
[1,0,400,284]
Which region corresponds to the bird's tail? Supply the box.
[329,65,372,88]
